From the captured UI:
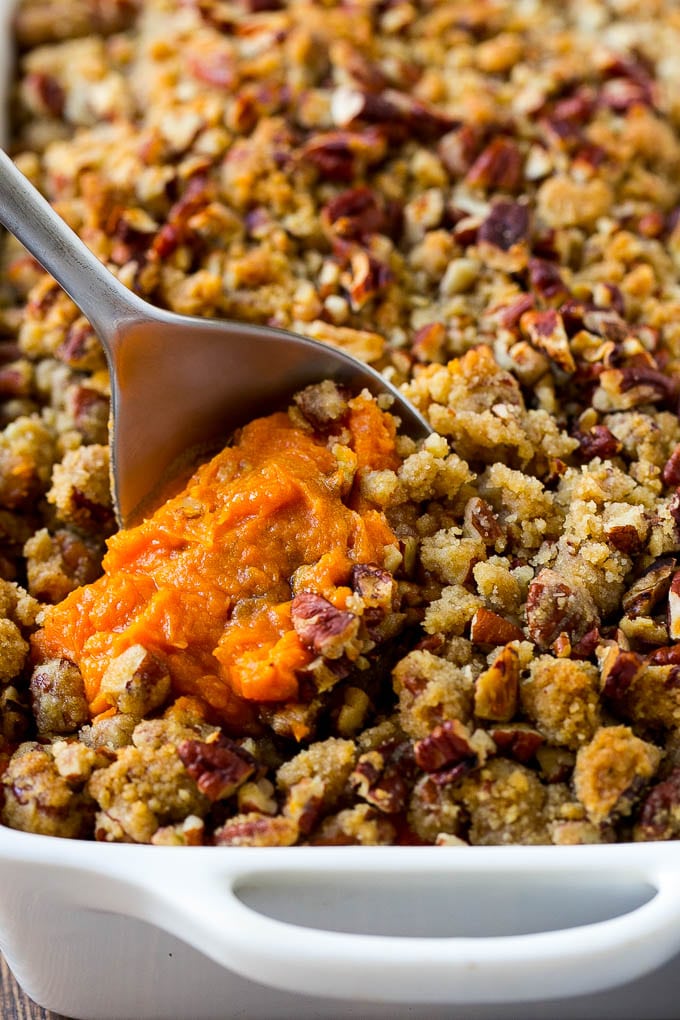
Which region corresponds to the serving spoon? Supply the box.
[0,149,431,527]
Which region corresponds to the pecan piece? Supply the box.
[303,129,387,183]
[622,557,676,618]
[177,735,256,801]
[494,294,535,329]
[491,724,544,763]
[331,86,457,141]
[520,309,575,374]
[25,71,65,117]
[477,200,529,252]
[465,137,523,192]
[526,568,599,650]
[214,812,298,847]
[634,768,680,841]
[100,645,171,718]
[438,124,484,176]
[574,425,622,462]
[597,364,679,411]
[149,174,213,260]
[321,185,399,242]
[350,563,396,618]
[413,719,475,773]
[474,643,520,721]
[528,258,570,305]
[350,741,413,814]
[598,643,644,703]
[663,445,680,488]
[470,608,524,646]
[343,250,392,310]
[291,592,360,660]
[648,645,680,666]
[464,497,504,547]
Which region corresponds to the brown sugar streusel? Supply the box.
[4,0,680,845]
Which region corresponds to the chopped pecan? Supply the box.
[470,608,524,646]
[526,568,599,650]
[477,200,529,251]
[438,123,484,177]
[465,137,523,192]
[291,592,360,659]
[528,258,570,305]
[464,497,504,547]
[598,643,644,702]
[581,308,630,344]
[331,86,457,141]
[609,364,679,410]
[321,185,400,242]
[283,776,325,835]
[605,523,644,555]
[572,627,601,659]
[214,812,298,847]
[177,735,256,801]
[491,724,544,763]
[550,87,596,128]
[648,645,680,666]
[342,250,392,310]
[350,563,396,619]
[350,741,414,814]
[303,128,387,182]
[100,645,171,718]
[494,294,535,329]
[574,424,622,462]
[634,768,680,841]
[413,719,475,773]
[149,174,213,260]
[622,557,676,618]
[663,445,680,487]
[25,71,65,117]
[599,53,656,112]
[520,309,575,374]
[474,643,520,721]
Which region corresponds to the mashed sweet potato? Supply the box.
[32,395,401,723]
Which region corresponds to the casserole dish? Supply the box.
[3,4,680,1018]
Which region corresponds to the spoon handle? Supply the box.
[0,148,144,343]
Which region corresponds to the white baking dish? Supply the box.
[3,6,680,1019]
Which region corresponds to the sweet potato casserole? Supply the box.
[3,0,680,847]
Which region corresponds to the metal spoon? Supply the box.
[0,149,431,527]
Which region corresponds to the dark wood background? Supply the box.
[1,955,67,1019]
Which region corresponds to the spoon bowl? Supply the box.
[0,149,431,527]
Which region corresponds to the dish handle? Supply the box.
[138,856,680,1004]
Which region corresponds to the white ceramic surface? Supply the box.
[3,7,680,1019]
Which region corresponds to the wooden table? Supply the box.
[1,954,67,1019]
